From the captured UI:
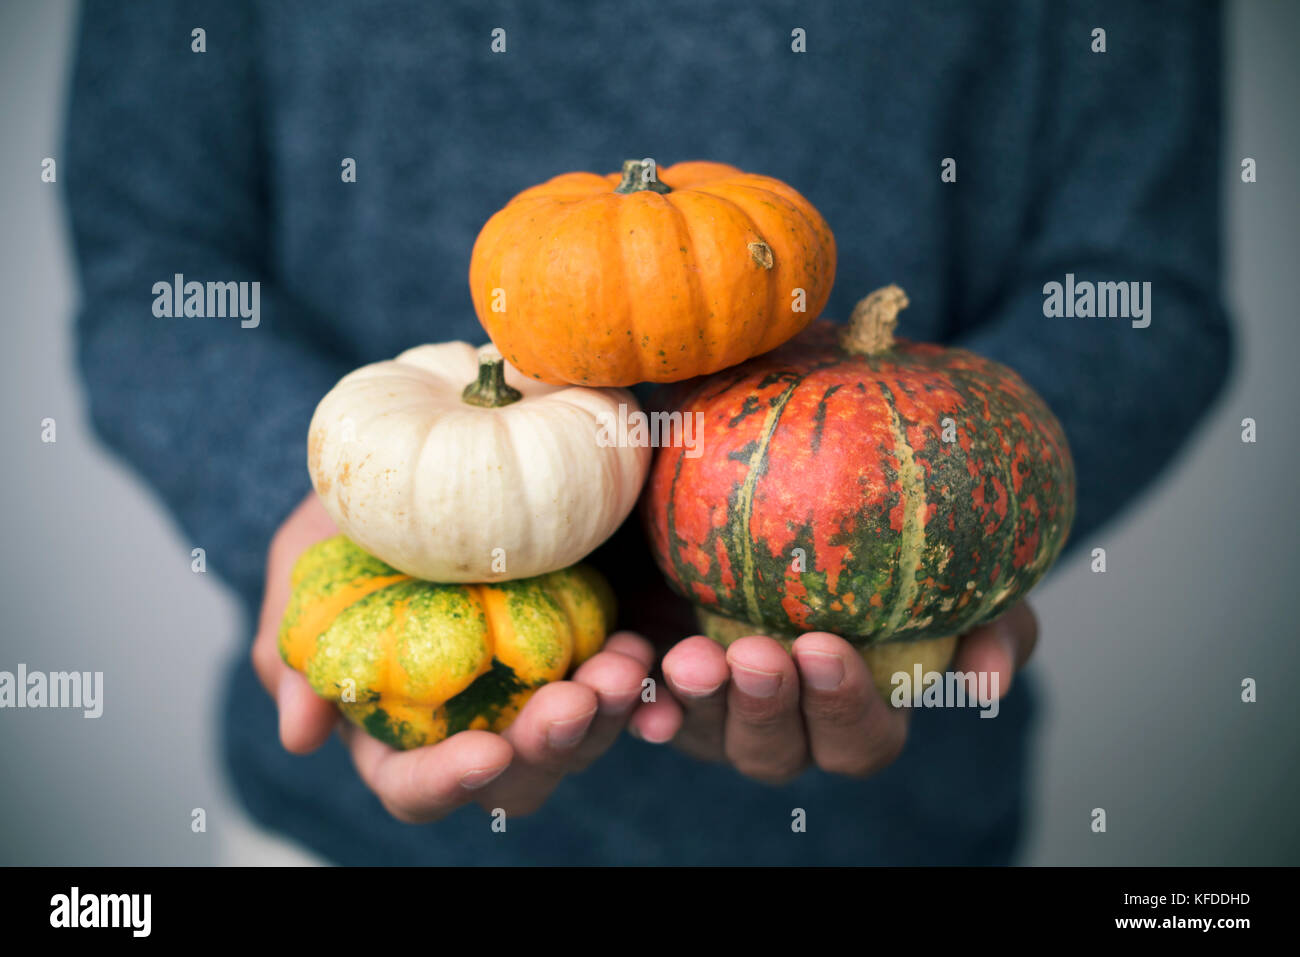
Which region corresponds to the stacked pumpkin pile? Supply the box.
[281,158,1076,749]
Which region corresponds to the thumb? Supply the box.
[251,494,340,753]
[951,601,1038,698]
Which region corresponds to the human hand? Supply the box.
[626,602,1039,783]
[251,493,656,821]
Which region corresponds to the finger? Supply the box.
[602,630,656,671]
[253,497,338,680]
[568,645,653,768]
[724,637,807,784]
[626,693,684,745]
[276,669,338,753]
[659,635,730,760]
[793,633,909,777]
[342,726,514,824]
[952,602,1039,698]
[476,681,599,816]
[590,629,676,743]
[252,604,336,754]
[252,494,342,751]
[251,618,284,699]
[251,569,292,699]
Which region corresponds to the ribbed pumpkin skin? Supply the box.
[469,161,836,386]
[279,536,614,749]
[306,341,650,583]
[642,321,1075,645]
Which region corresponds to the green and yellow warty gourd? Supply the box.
[279,536,615,749]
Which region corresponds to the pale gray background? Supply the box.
[1,0,1296,865]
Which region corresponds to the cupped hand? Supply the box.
[251,494,655,823]
[627,602,1039,784]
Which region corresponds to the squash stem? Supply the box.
[614,157,672,194]
[841,285,908,356]
[463,347,523,408]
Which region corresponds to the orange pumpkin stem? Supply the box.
[463,346,523,408]
[841,285,908,356]
[614,158,672,194]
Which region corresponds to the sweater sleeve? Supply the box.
[66,0,349,601]
[955,0,1232,549]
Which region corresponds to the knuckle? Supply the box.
[815,716,909,779]
[379,798,427,825]
[674,736,725,764]
[372,763,436,824]
[729,697,790,730]
[870,720,909,767]
[1018,605,1040,656]
[805,690,868,729]
[251,633,279,679]
[727,746,806,786]
[672,722,725,760]
[1019,601,1040,636]
[745,759,806,786]
[266,527,286,564]
[817,751,878,779]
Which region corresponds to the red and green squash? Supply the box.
[642,286,1076,693]
[279,535,615,749]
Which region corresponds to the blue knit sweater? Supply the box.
[65,0,1230,864]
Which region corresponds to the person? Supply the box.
[66,0,1230,864]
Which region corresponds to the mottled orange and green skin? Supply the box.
[279,536,614,749]
[642,320,1076,647]
[469,161,836,386]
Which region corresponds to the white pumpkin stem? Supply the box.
[462,346,523,408]
[841,285,908,356]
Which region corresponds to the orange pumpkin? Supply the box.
[469,158,837,386]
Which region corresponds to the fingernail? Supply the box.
[629,723,670,745]
[731,664,782,698]
[596,689,637,716]
[797,650,845,691]
[547,709,597,749]
[672,678,725,699]
[459,765,508,790]
[629,722,670,748]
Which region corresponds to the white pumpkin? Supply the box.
[307,342,650,582]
